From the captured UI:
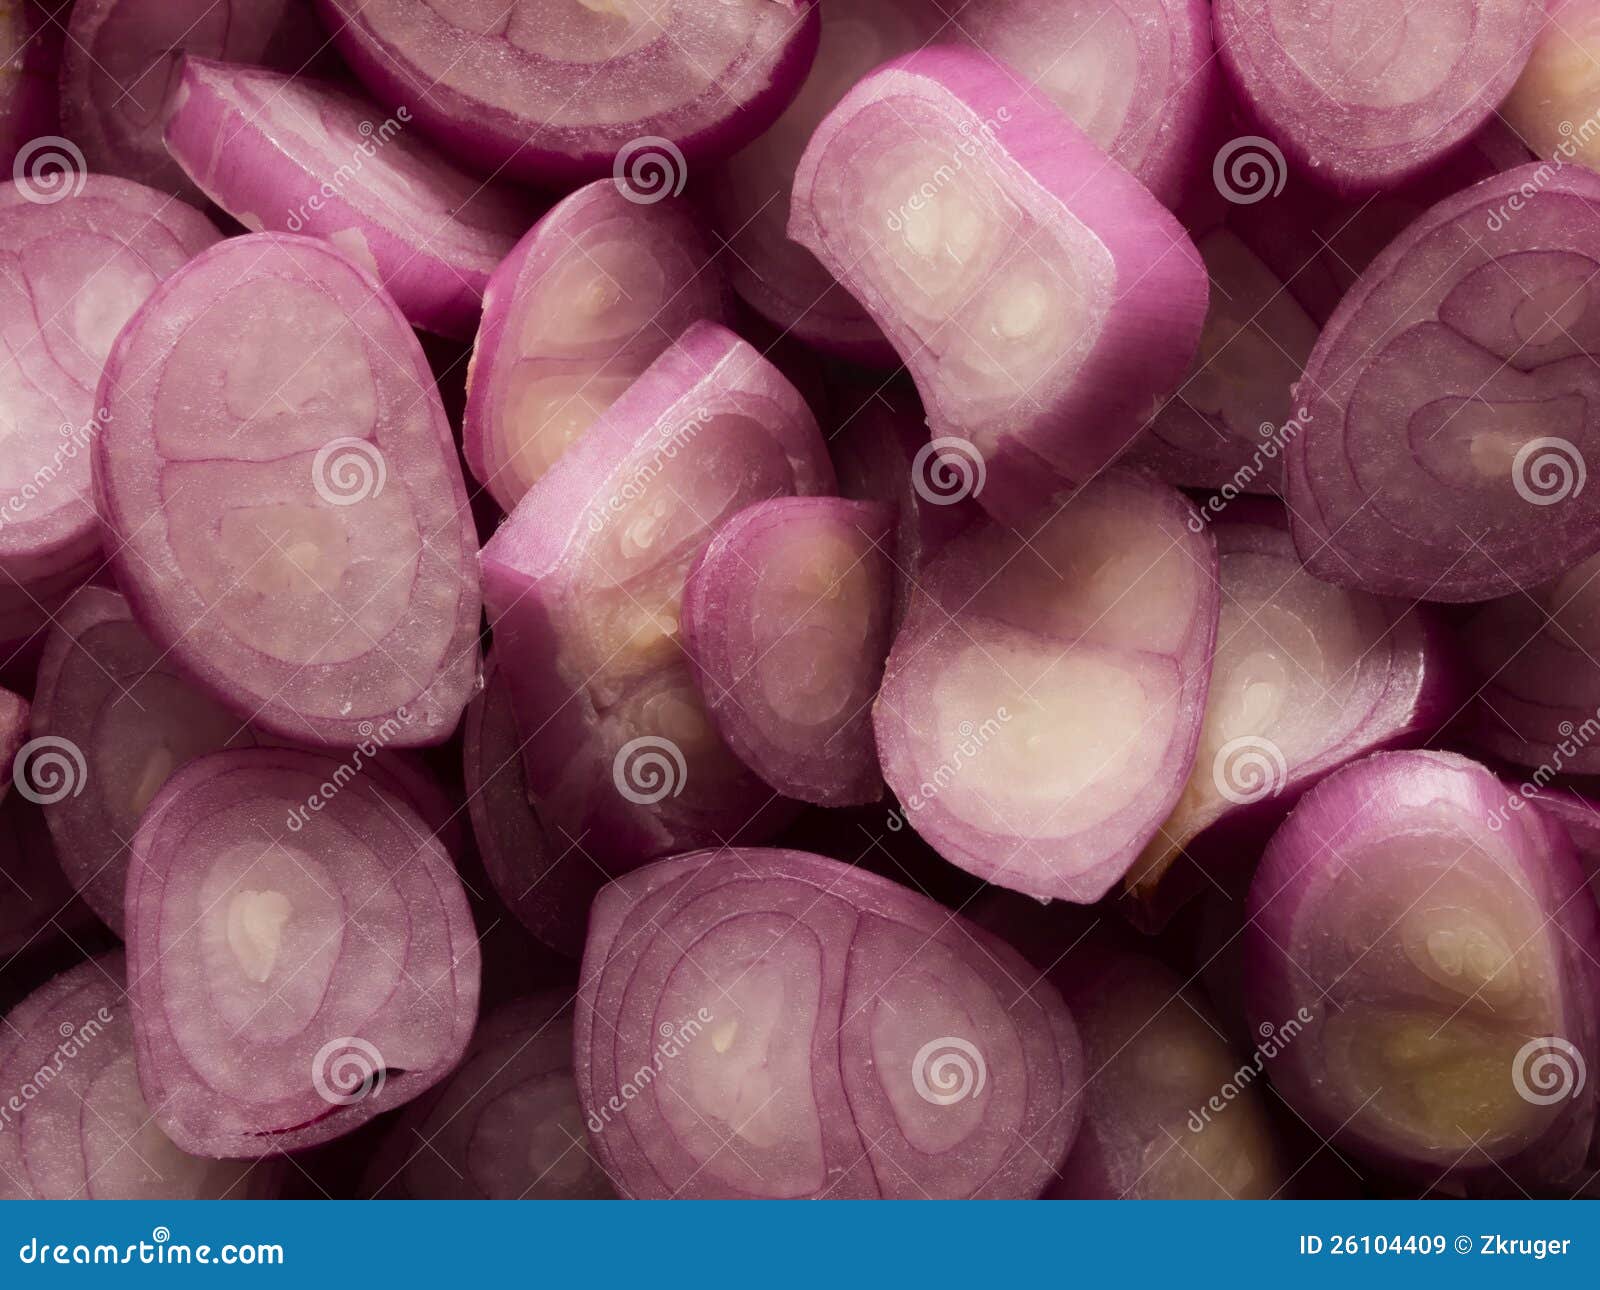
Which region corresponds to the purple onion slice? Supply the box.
[479,322,831,871]
[576,847,1083,1199]
[62,0,326,200]
[875,470,1218,903]
[1125,504,1454,926]
[1215,0,1542,193]
[318,0,820,186]
[1464,553,1600,773]
[0,956,276,1198]
[463,180,731,515]
[0,2,60,171]
[789,48,1207,521]
[1126,227,1318,493]
[1247,750,1600,1183]
[1529,790,1600,910]
[367,995,614,1199]
[0,176,219,599]
[94,233,482,748]
[1286,162,1600,602]
[1048,943,1286,1199]
[682,497,894,808]
[164,57,533,341]
[463,651,602,958]
[125,747,481,1157]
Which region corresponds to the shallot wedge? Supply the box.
[1464,553,1600,774]
[93,233,482,748]
[463,181,731,514]
[1530,790,1600,909]
[1285,163,1600,602]
[1247,750,1600,1183]
[0,957,275,1198]
[318,0,820,185]
[576,847,1083,1199]
[479,322,832,871]
[125,748,480,1157]
[462,652,602,958]
[62,0,326,200]
[1127,227,1319,494]
[0,2,60,170]
[1124,504,1453,928]
[1506,1,1600,167]
[789,48,1207,522]
[682,497,894,808]
[164,57,533,341]
[366,996,613,1199]
[874,470,1219,904]
[0,176,219,604]
[1215,0,1542,193]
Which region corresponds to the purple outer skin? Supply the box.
[478,321,833,871]
[1247,750,1600,1183]
[0,2,61,170]
[680,496,895,808]
[0,177,221,598]
[462,181,732,514]
[1527,790,1600,910]
[125,747,481,1158]
[874,469,1220,904]
[1123,502,1459,931]
[316,0,821,187]
[462,651,602,959]
[788,47,1209,524]
[92,232,482,749]
[62,0,327,201]
[163,57,534,341]
[575,847,1084,1199]
[1215,0,1542,195]
[1286,161,1600,602]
